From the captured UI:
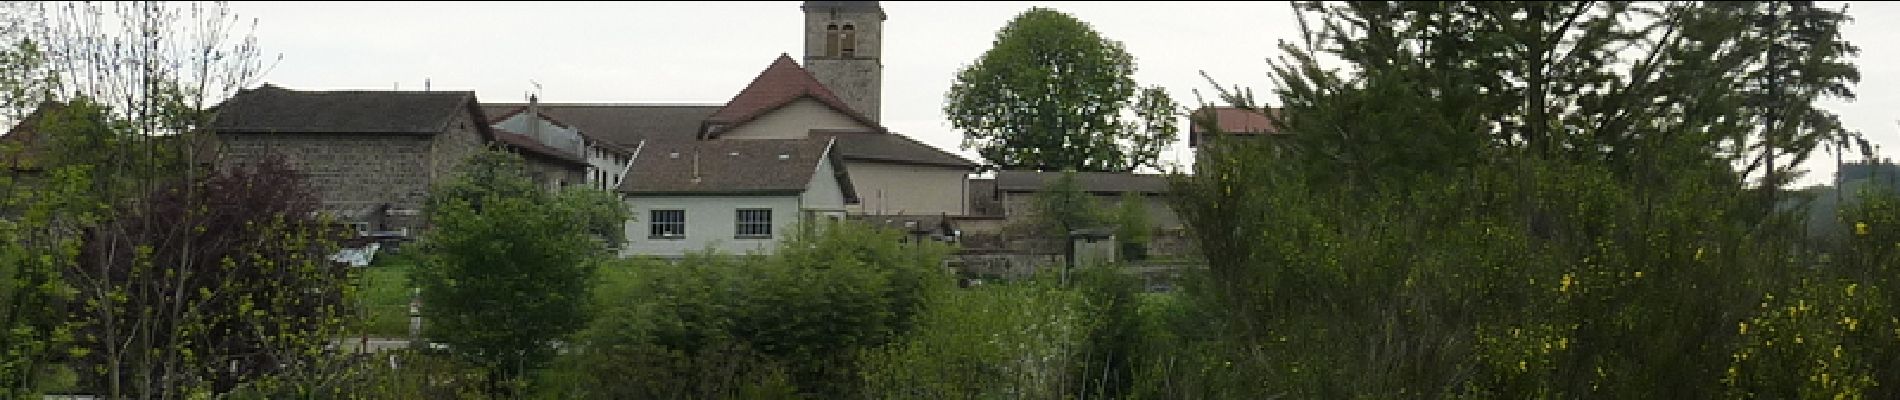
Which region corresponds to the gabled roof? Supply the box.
[212,84,475,134]
[1189,106,1282,147]
[994,170,1171,195]
[703,54,883,137]
[482,104,636,156]
[812,129,976,169]
[490,127,589,167]
[480,103,719,149]
[213,84,583,168]
[618,138,855,201]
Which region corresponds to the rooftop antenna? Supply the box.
[424,78,431,92]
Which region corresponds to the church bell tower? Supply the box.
[801,1,884,123]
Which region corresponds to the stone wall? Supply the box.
[803,5,883,122]
[216,108,490,231]
[429,109,487,186]
[805,59,880,122]
[218,133,434,230]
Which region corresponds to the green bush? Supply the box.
[555,221,949,399]
[859,276,1100,399]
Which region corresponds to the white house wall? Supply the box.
[844,161,968,216]
[620,195,802,258]
[717,98,872,139]
[802,153,848,212]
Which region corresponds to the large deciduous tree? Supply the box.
[410,148,627,395]
[946,7,1179,173]
[4,1,290,397]
[1162,1,1887,397]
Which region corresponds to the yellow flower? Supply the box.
[1695,247,1706,261]
[1856,222,1871,236]
[1739,321,1750,335]
[1847,284,1858,297]
[1560,273,1574,293]
[1634,271,1644,278]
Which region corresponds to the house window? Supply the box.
[735,209,772,239]
[650,210,685,239]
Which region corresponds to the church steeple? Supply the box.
[801,1,883,123]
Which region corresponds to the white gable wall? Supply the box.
[803,152,848,213]
[717,98,872,139]
[844,160,969,216]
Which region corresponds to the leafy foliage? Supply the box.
[1156,1,1898,398]
[946,7,1180,173]
[559,221,950,399]
[65,156,347,396]
[410,148,627,392]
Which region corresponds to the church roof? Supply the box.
[703,54,884,138]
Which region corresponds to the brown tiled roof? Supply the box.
[480,103,719,149]
[703,54,883,137]
[619,138,854,200]
[994,170,1171,194]
[812,129,975,169]
[212,84,474,134]
[490,127,588,167]
[1188,106,1282,147]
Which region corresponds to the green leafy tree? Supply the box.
[1113,191,1151,259]
[946,7,1179,173]
[410,148,627,394]
[1160,1,1893,397]
[2,2,282,396]
[1026,171,1103,241]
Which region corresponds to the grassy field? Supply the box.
[349,252,416,337]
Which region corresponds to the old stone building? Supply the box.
[210,85,584,235]
[802,1,884,123]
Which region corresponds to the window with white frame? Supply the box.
[650,210,685,239]
[735,209,772,238]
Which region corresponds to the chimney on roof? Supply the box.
[691,151,702,184]
[527,93,543,144]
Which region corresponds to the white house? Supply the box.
[616,137,855,257]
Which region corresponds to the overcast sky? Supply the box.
[227,1,1898,186]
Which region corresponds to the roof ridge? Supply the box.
[702,54,885,137]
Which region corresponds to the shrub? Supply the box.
[559,221,949,398]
